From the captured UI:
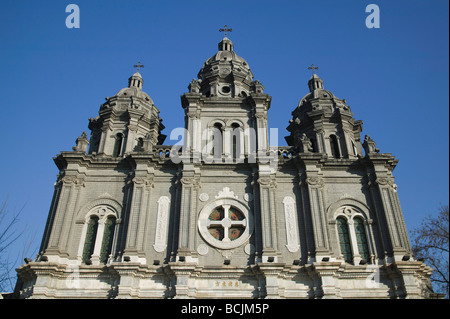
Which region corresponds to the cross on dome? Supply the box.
[308,64,319,75]
[133,62,144,72]
[219,25,233,37]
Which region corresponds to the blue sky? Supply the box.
[0,1,448,274]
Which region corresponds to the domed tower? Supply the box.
[175,33,279,266]
[196,36,255,98]
[181,35,272,163]
[88,70,165,157]
[286,72,363,159]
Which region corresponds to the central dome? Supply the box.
[196,37,255,98]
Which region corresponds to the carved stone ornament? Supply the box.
[187,111,200,119]
[132,177,154,188]
[73,132,89,152]
[282,196,300,253]
[306,177,324,188]
[197,244,209,256]
[199,193,209,202]
[180,177,201,188]
[127,124,138,132]
[257,177,277,188]
[370,177,397,190]
[255,113,267,120]
[61,176,86,187]
[215,187,238,199]
[153,196,170,253]
[300,133,313,153]
[188,79,200,93]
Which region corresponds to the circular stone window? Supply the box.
[198,199,252,250]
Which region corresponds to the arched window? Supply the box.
[100,216,116,264]
[137,137,144,150]
[330,134,340,158]
[351,141,358,156]
[310,138,317,153]
[231,123,241,161]
[337,217,353,263]
[79,205,118,265]
[354,217,370,262]
[82,216,99,264]
[113,133,123,157]
[211,123,223,157]
[333,205,373,264]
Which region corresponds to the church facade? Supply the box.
[16,35,435,299]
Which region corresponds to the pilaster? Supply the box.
[311,261,342,299]
[177,164,201,258]
[364,154,410,261]
[45,175,85,260]
[257,173,281,262]
[123,164,154,263]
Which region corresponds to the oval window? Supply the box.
[221,86,231,94]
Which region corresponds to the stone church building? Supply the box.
[16,35,435,298]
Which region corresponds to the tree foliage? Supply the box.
[411,205,449,298]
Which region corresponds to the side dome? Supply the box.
[297,74,346,109]
[100,71,156,118]
[196,37,255,98]
[114,72,154,104]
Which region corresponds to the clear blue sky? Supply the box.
[0,1,448,272]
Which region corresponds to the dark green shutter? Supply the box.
[82,216,99,263]
[337,217,353,263]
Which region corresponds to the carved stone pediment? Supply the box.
[215,187,238,199]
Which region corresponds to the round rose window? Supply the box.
[198,199,252,250]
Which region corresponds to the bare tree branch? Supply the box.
[0,198,28,293]
[411,205,449,298]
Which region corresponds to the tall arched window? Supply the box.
[231,123,241,161]
[310,138,317,153]
[100,216,116,264]
[330,134,340,158]
[113,133,123,157]
[211,123,223,157]
[79,205,118,265]
[354,217,370,262]
[82,216,99,264]
[333,205,373,264]
[136,137,144,150]
[351,141,358,156]
[337,217,353,263]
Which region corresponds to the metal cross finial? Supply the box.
[308,64,319,75]
[219,25,233,37]
[133,62,144,72]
